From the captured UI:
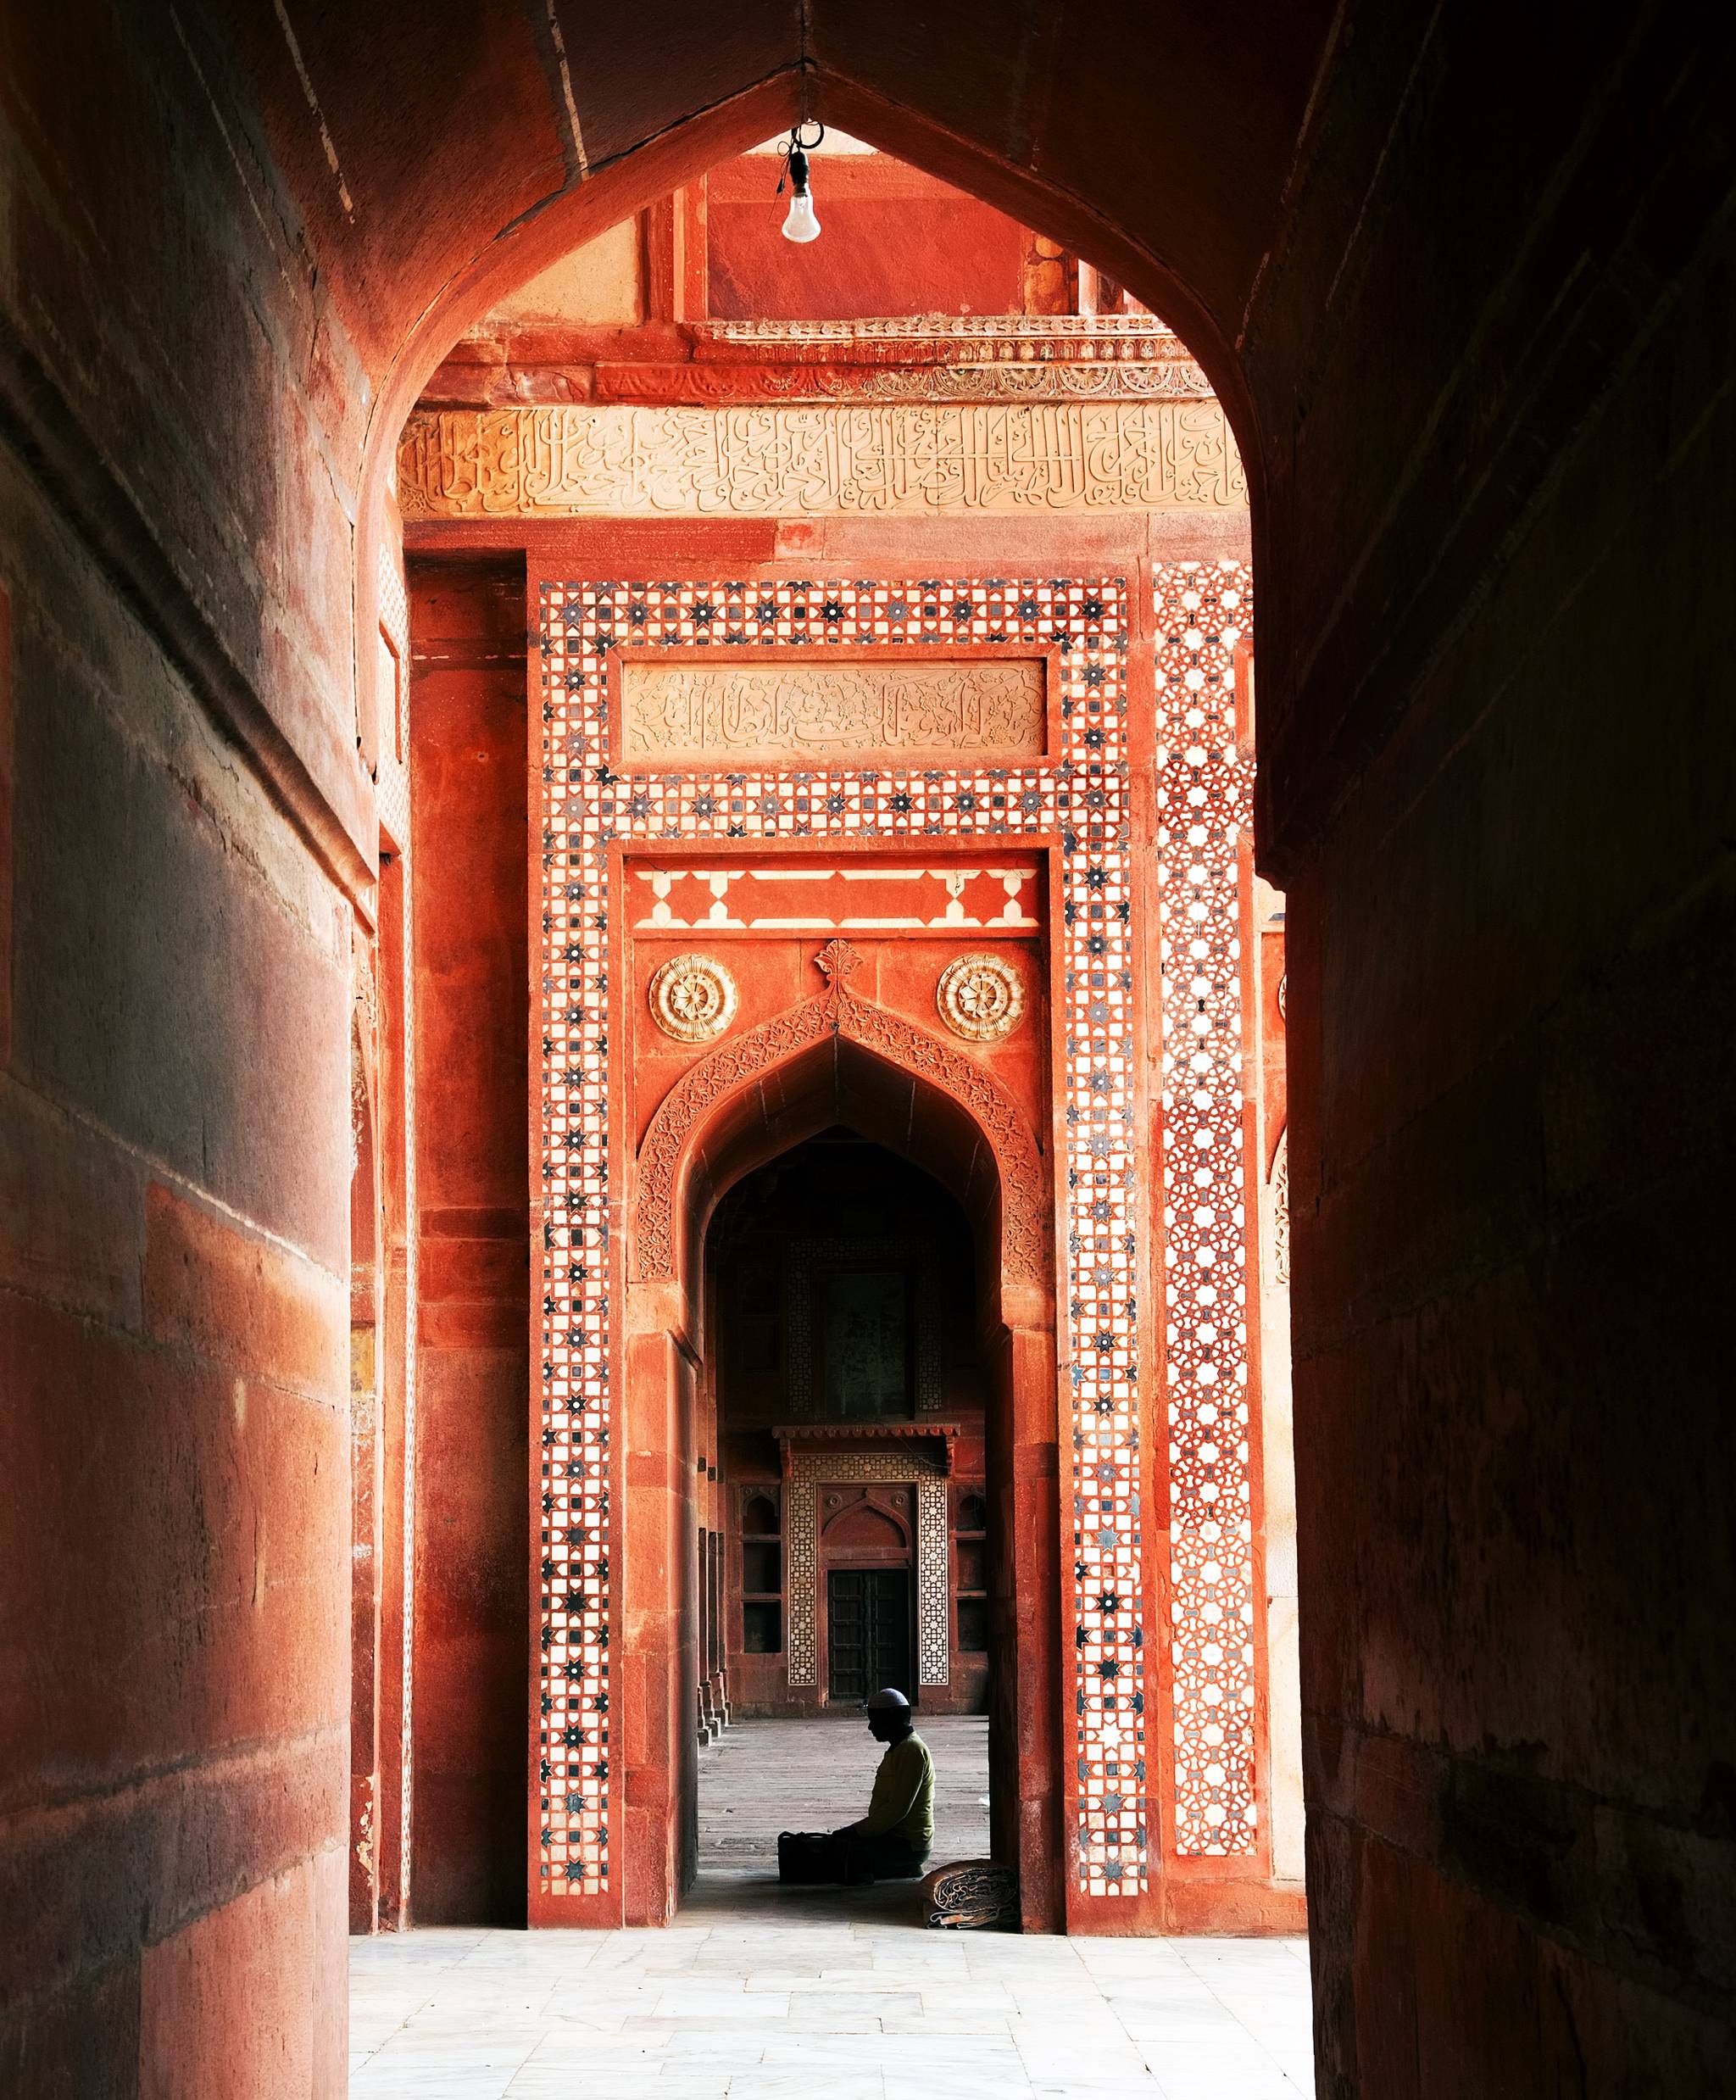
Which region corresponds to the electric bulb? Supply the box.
[777,132,822,243]
[782,190,821,243]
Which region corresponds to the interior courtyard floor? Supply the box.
[698,1712,997,1867]
[349,1716,1314,2097]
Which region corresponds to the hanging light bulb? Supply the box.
[782,170,820,244]
[777,123,824,244]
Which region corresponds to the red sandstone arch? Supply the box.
[326,8,1310,797]
[633,971,1050,1318]
[621,966,1063,1930]
[3,6,1719,2085]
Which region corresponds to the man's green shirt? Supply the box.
[859,1731,935,1852]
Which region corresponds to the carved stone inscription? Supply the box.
[398,401,1248,517]
[621,657,1044,763]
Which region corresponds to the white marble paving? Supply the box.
[350,1890,1313,2098]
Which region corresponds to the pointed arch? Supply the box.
[620,960,1064,1930]
[632,981,1048,1292]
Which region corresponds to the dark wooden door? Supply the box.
[826,1568,913,1703]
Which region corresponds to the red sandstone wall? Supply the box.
[0,11,364,2086]
[705,152,1029,320]
[407,560,531,1923]
[0,438,353,2086]
[3,3,1729,2090]
[1283,309,1736,2096]
[1240,21,1736,2092]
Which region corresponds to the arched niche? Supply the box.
[822,1494,910,1553]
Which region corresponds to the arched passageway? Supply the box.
[611,980,1063,1930]
[3,4,1731,2094]
[693,1132,1011,1898]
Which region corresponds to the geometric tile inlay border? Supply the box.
[1155,571,1258,1855]
[531,566,1255,1900]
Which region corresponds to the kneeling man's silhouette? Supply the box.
[778,1687,934,1886]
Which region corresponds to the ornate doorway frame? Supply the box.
[620,951,1063,1927]
[783,1450,951,1692]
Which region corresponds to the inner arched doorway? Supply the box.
[600,967,1063,1930]
[696,1130,999,1886]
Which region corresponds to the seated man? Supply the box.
[832,1685,934,1884]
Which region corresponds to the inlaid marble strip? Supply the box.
[533,574,1189,1899]
[1153,563,1259,1856]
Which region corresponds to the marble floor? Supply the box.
[350,1715,1314,2097]
[697,1711,996,1867]
[349,1913,1315,2099]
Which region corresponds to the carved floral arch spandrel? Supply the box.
[632,966,1048,1289]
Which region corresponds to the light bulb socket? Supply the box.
[787,145,811,196]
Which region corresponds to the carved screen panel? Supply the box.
[821,1271,910,1421]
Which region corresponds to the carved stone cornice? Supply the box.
[676,315,1216,402]
[595,358,1213,405]
[429,316,1219,411]
[771,1420,964,1439]
[773,1422,961,1470]
[696,313,1190,354]
[399,400,1246,519]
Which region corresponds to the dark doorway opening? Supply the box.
[702,1128,993,1724]
[826,1567,913,1703]
[691,1126,999,1891]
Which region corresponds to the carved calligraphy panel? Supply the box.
[400,402,1247,519]
[619,652,1046,765]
